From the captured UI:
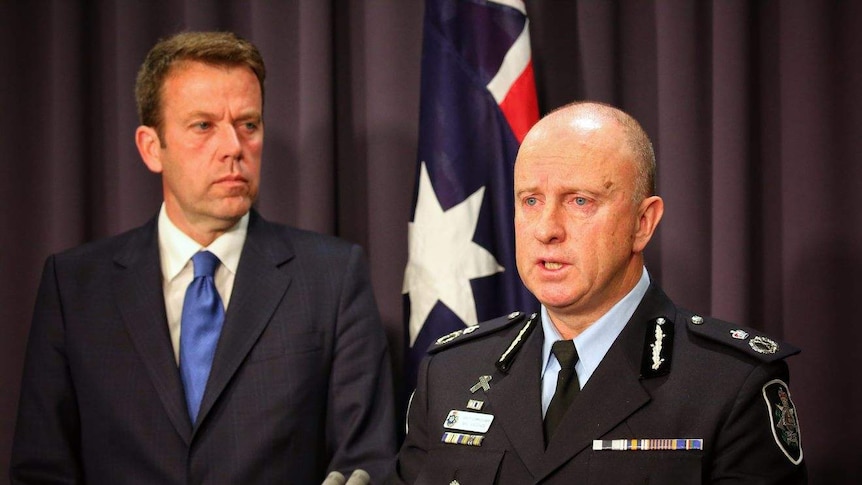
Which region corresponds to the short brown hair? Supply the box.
[135,31,266,133]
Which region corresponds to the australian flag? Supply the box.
[402,0,540,395]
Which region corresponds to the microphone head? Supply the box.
[322,470,346,485]
[346,469,371,485]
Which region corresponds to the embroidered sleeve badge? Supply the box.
[762,379,803,465]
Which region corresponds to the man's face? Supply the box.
[140,61,263,239]
[514,113,648,323]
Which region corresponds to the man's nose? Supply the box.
[219,126,243,160]
[535,204,565,243]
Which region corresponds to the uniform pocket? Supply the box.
[587,451,702,484]
[415,448,504,484]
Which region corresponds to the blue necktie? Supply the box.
[179,251,225,425]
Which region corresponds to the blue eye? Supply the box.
[575,197,587,206]
[526,197,537,206]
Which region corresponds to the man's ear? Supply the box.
[136,125,163,174]
[633,195,664,253]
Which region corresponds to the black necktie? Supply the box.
[544,339,580,444]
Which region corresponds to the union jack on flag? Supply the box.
[402,0,540,393]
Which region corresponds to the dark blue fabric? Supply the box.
[406,0,538,394]
[179,251,225,425]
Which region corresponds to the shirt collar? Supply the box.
[540,267,651,384]
[157,203,249,283]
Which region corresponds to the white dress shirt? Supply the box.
[157,203,248,363]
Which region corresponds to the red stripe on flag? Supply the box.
[498,61,539,143]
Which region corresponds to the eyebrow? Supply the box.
[182,110,262,122]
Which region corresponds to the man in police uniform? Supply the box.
[391,102,807,483]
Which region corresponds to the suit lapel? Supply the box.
[114,218,193,443]
[195,212,294,429]
[536,283,677,479]
[487,321,546,478]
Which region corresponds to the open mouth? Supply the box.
[543,261,563,270]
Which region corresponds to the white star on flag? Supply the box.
[403,162,505,346]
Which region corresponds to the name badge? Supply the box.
[443,410,494,434]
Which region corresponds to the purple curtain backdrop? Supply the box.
[1,1,858,481]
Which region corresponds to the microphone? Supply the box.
[321,471,346,485]
[346,469,370,485]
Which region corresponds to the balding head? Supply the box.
[520,101,656,202]
[513,101,664,334]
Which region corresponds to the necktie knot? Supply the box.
[551,339,578,369]
[192,251,220,278]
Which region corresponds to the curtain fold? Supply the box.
[1,0,858,480]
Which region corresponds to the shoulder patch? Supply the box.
[685,313,800,362]
[429,311,529,355]
[763,379,803,465]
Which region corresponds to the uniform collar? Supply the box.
[540,267,651,386]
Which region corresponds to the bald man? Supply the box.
[390,102,806,484]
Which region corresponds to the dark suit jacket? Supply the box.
[392,284,807,484]
[12,210,396,484]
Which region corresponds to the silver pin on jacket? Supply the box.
[469,375,492,393]
[640,316,674,378]
[650,318,667,371]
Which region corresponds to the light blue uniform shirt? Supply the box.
[540,268,651,417]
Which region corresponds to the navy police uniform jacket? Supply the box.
[392,283,806,484]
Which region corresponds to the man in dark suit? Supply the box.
[391,102,807,483]
[11,31,395,484]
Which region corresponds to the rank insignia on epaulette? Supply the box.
[640,317,674,378]
[763,379,804,465]
[431,312,527,353]
[436,324,480,345]
[685,314,800,362]
[749,335,779,354]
